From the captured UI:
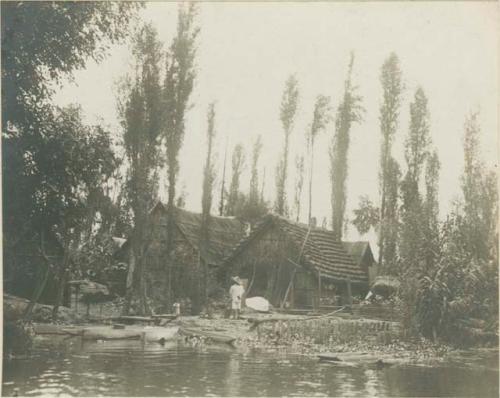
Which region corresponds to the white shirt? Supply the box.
[229,284,244,301]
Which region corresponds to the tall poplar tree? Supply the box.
[307,95,331,224]
[249,135,263,213]
[461,112,498,261]
[378,53,403,272]
[330,54,364,240]
[293,155,305,222]
[162,4,198,306]
[399,87,431,274]
[275,75,299,216]
[422,150,440,272]
[199,103,216,309]
[225,144,245,216]
[119,24,164,315]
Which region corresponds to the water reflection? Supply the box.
[2,336,498,397]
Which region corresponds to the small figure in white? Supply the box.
[229,276,245,319]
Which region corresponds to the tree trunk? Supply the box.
[122,250,135,315]
[166,180,176,308]
[23,262,51,322]
[308,142,314,225]
[52,239,72,320]
[24,231,52,322]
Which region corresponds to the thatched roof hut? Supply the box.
[223,214,370,308]
[226,214,368,284]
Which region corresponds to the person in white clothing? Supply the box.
[229,276,245,319]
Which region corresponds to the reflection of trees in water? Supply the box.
[364,369,387,397]
[225,354,241,396]
[335,371,357,397]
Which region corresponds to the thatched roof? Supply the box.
[121,202,247,265]
[225,214,369,285]
[172,206,247,264]
[342,241,375,266]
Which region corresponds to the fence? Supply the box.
[277,303,400,322]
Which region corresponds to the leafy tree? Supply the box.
[9,106,118,320]
[201,103,217,224]
[382,157,401,273]
[422,150,440,272]
[412,114,498,343]
[378,53,404,271]
[225,144,246,216]
[330,53,364,239]
[118,23,164,315]
[162,3,199,306]
[218,139,228,216]
[243,135,269,221]
[1,1,141,130]
[307,95,331,224]
[399,87,431,274]
[352,196,380,235]
[275,75,299,216]
[2,1,140,316]
[293,155,305,222]
[352,157,401,274]
[461,112,497,261]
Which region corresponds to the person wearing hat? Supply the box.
[229,276,245,319]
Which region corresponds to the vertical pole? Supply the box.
[312,273,318,311]
[318,271,322,310]
[346,278,352,307]
[75,285,79,313]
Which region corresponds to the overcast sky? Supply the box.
[53,1,498,247]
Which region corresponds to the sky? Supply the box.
[53,1,498,249]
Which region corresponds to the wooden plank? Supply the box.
[346,278,352,306]
[151,314,178,319]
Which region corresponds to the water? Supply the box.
[2,336,499,397]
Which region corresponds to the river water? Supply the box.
[2,336,498,397]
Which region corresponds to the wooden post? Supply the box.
[346,278,352,307]
[318,271,322,310]
[75,285,79,313]
[312,273,319,311]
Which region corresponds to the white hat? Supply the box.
[231,276,242,284]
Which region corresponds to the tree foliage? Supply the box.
[275,75,299,216]
[2,1,139,313]
[330,53,364,239]
[378,53,403,272]
[352,196,380,235]
[163,3,199,208]
[225,144,246,217]
[293,155,305,222]
[307,94,331,223]
[118,23,165,315]
[1,1,141,129]
[399,87,431,274]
